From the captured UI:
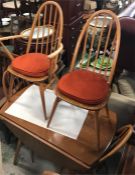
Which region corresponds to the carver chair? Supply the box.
[90,124,133,174]
[47,10,121,150]
[0,1,63,120]
[99,124,133,162]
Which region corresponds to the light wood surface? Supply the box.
[0,86,117,171]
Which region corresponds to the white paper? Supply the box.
[5,85,88,139]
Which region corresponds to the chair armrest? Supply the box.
[0,34,23,61]
[48,43,63,59]
[0,34,22,41]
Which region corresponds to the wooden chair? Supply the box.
[91,124,133,174]
[47,10,121,150]
[99,124,133,162]
[0,1,64,120]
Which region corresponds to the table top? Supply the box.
[0,87,117,170]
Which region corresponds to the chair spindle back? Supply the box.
[70,10,121,84]
[26,1,63,56]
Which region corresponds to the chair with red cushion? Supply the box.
[0,1,63,120]
[47,10,121,150]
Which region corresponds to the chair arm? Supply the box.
[48,43,63,59]
[47,43,63,81]
[0,34,23,61]
[0,34,23,41]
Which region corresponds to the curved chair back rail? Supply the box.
[70,9,121,84]
[99,124,133,162]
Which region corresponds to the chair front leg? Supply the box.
[47,96,60,128]
[39,83,47,120]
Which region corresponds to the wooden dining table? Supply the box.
[0,86,117,172]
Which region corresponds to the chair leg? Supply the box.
[95,110,100,151]
[8,74,15,101]
[105,104,112,126]
[39,83,47,120]
[2,70,9,101]
[13,139,22,165]
[2,71,15,102]
[47,97,60,128]
[105,104,110,117]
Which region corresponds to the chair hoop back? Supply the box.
[26,1,63,55]
[99,124,133,162]
[70,10,121,84]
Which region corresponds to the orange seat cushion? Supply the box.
[12,53,50,77]
[57,69,109,105]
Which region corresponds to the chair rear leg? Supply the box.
[8,74,15,101]
[105,104,110,117]
[47,96,60,128]
[2,70,8,100]
[95,110,100,151]
[105,104,112,127]
[2,71,15,102]
[2,71,11,101]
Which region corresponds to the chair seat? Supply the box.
[57,69,109,105]
[12,53,50,77]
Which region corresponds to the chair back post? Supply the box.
[26,1,64,56]
[70,9,121,84]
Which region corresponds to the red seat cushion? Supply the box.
[12,53,50,77]
[57,69,109,105]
